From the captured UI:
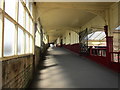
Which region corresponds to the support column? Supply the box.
[118,1,120,51]
[104,25,113,62]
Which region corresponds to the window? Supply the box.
[0,14,2,57]
[0,0,3,9]
[89,31,103,40]
[26,12,29,31]
[30,19,33,35]
[18,1,24,27]
[18,28,24,54]
[25,33,29,53]
[87,33,94,39]
[94,32,106,40]
[29,2,33,16]
[5,0,16,19]
[0,0,34,58]
[26,0,29,9]
[87,31,106,46]
[115,26,120,30]
[4,18,15,56]
[0,1,1,8]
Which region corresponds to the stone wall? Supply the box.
[1,44,49,88]
[0,61,2,90]
[35,46,41,71]
[2,55,34,88]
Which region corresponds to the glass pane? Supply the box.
[89,31,102,40]
[4,18,15,56]
[18,1,24,27]
[115,26,120,30]
[97,32,106,40]
[0,14,2,57]
[0,0,3,9]
[26,12,29,31]
[94,32,106,40]
[5,0,16,19]
[26,0,29,9]
[25,33,29,53]
[29,2,33,16]
[18,28,24,54]
[88,33,94,38]
[30,19,33,35]
[88,32,94,40]
[30,36,33,53]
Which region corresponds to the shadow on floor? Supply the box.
[28,47,119,88]
[28,49,59,88]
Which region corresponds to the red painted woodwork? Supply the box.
[90,48,107,57]
[111,52,120,63]
[56,26,120,72]
[104,25,108,37]
[106,36,113,62]
[62,44,80,54]
[58,43,120,72]
[85,55,120,72]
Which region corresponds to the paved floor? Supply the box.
[30,47,119,88]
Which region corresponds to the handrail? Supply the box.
[111,52,120,54]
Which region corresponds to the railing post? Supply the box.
[101,50,102,56]
[90,48,92,56]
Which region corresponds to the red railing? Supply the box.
[90,48,120,63]
[90,48,107,57]
[111,52,120,63]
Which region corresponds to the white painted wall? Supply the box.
[56,37,61,45]
[56,2,120,49]
[109,3,119,34]
[56,30,79,45]
[109,3,120,51]
[81,15,105,31]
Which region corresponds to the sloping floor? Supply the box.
[29,47,119,88]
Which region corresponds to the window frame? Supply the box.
[0,9,4,57]
[0,0,34,58]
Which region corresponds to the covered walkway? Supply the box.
[0,1,120,89]
[30,47,118,88]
